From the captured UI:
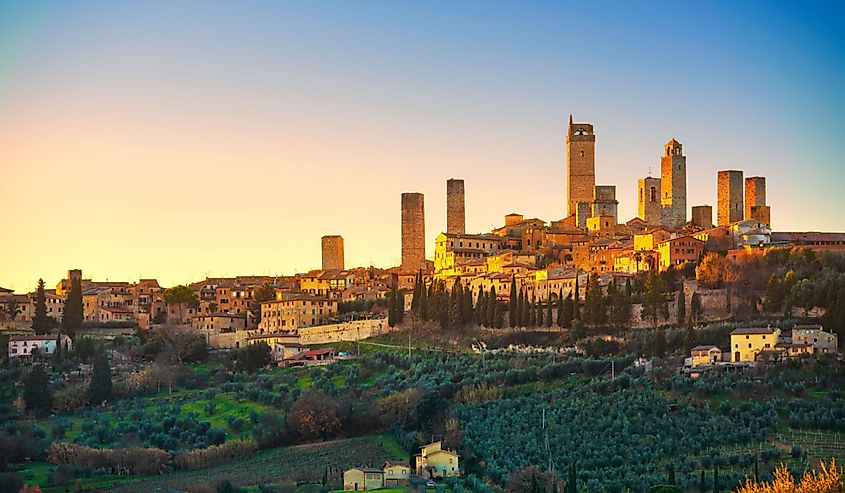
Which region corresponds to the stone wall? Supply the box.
[446,179,465,235]
[298,318,390,344]
[401,192,426,271]
[718,170,744,225]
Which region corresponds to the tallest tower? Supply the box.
[660,138,687,228]
[566,115,596,216]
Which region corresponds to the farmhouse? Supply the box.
[383,460,411,486]
[343,467,384,491]
[415,441,460,478]
[8,334,72,359]
[729,327,781,362]
[689,345,722,368]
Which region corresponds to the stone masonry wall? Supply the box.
[446,178,465,235]
[718,170,744,225]
[401,192,426,271]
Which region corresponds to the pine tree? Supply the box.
[62,276,83,339]
[508,276,518,328]
[89,349,113,404]
[677,288,686,325]
[32,278,50,334]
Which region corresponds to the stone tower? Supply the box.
[691,205,713,230]
[717,170,744,225]
[321,235,344,271]
[744,176,766,219]
[401,192,426,271]
[446,178,465,235]
[660,139,687,228]
[592,185,618,224]
[566,115,596,216]
[638,176,662,225]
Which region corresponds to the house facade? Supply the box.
[730,327,781,362]
[415,441,460,478]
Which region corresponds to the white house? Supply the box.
[8,334,72,358]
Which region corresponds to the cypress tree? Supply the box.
[573,276,580,321]
[668,463,675,485]
[520,290,529,327]
[62,276,83,339]
[32,278,50,335]
[699,469,705,493]
[23,364,52,414]
[448,282,462,330]
[534,296,542,327]
[462,284,474,327]
[562,294,574,328]
[753,455,759,482]
[508,276,518,327]
[545,297,553,327]
[713,464,719,493]
[477,287,487,326]
[567,461,576,493]
[493,297,503,328]
[488,289,497,327]
[396,289,404,325]
[556,289,564,327]
[89,349,112,404]
[388,286,397,327]
[677,288,686,325]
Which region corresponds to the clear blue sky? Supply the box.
[1,1,844,290]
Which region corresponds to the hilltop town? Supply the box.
[2,118,845,493]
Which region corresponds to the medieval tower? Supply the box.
[566,115,596,216]
[717,170,744,225]
[638,176,662,225]
[691,205,713,230]
[660,139,687,228]
[446,178,466,235]
[744,176,770,226]
[320,235,344,271]
[592,185,618,224]
[401,192,426,271]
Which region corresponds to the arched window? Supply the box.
[649,186,656,202]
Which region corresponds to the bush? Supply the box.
[47,443,170,474]
[175,439,257,469]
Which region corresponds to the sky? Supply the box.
[1,0,844,292]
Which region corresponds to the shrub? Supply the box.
[175,439,257,469]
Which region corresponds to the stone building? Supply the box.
[660,139,687,228]
[401,192,426,271]
[321,235,345,271]
[691,205,713,230]
[575,201,591,229]
[718,170,744,225]
[446,178,465,235]
[591,185,618,224]
[638,176,661,225]
[566,115,596,216]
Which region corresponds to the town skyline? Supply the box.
[2,1,845,290]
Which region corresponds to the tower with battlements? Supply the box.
[660,139,687,228]
[566,115,596,216]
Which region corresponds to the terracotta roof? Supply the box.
[691,345,720,351]
[731,327,776,335]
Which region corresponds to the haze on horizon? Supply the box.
[1,0,844,292]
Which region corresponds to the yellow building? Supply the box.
[730,327,780,362]
[343,467,384,491]
[434,233,503,277]
[586,214,615,234]
[415,441,460,478]
[689,345,722,367]
[633,229,672,251]
[258,295,337,332]
[383,461,411,486]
